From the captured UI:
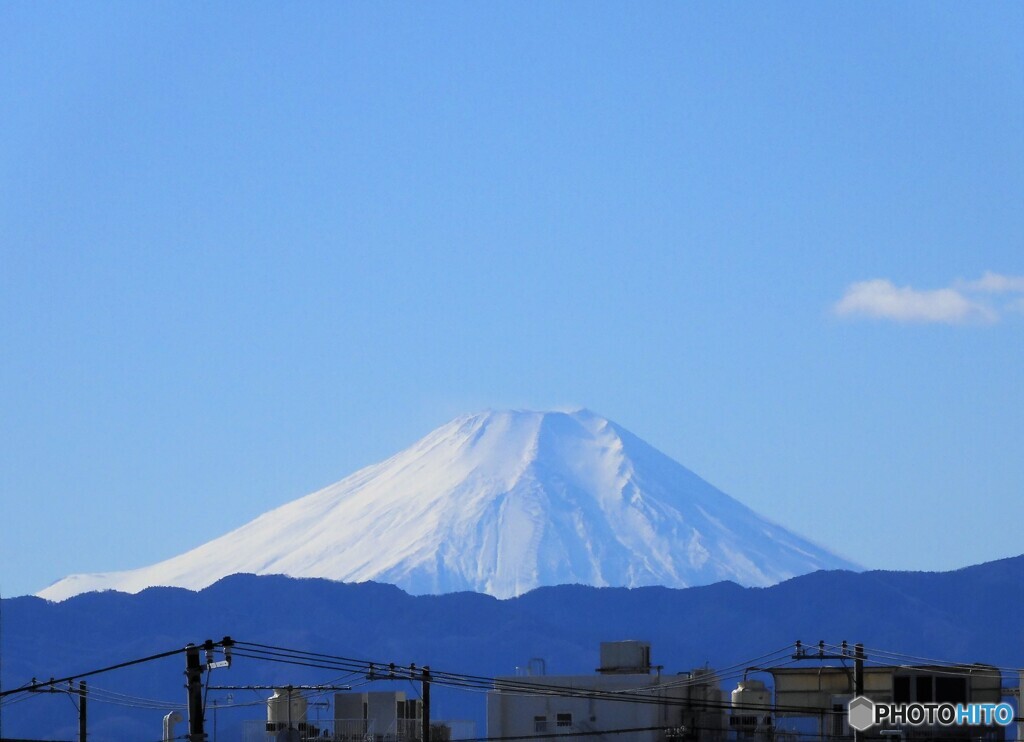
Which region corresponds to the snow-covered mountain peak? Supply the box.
[39,409,857,601]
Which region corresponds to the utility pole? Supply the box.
[1,585,4,742]
[185,644,206,742]
[78,681,87,742]
[28,678,87,741]
[854,643,865,742]
[421,666,431,742]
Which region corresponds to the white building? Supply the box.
[334,690,422,741]
[487,641,725,742]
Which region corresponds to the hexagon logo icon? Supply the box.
[848,696,875,731]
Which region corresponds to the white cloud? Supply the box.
[833,279,997,325]
[960,271,1024,294]
[833,272,1024,325]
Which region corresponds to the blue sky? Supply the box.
[2,3,1022,597]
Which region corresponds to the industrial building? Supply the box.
[487,641,727,742]
[764,662,1008,741]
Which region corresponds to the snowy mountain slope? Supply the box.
[38,409,858,601]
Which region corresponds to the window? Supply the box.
[832,704,846,737]
[916,675,934,703]
[896,673,964,704]
[534,716,549,733]
[935,677,967,704]
[407,700,420,720]
[894,675,911,703]
[556,713,573,728]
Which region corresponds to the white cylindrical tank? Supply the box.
[267,688,308,726]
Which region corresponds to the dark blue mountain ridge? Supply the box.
[2,556,1022,740]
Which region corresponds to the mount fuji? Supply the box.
[39,409,857,601]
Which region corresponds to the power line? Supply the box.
[0,645,189,699]
[815,641,1018,679]
[827,641,1022,674]
[231,640,788,698]
[229,642,841,716]
[228,637,1024,725]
